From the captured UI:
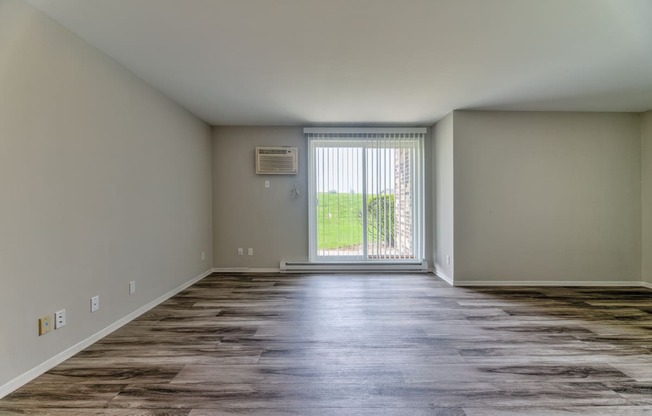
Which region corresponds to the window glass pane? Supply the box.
[308,132,423,262]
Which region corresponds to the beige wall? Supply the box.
[433,113,454,282]
[212,127,308,268]
[643,111,652,284]
[423,131,434,268]
[452,111,641,283]
[0,0,213,389]
[212,126,434,269]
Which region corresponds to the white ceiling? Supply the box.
[26,0,652,126]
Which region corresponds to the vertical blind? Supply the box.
[306,128,425,262]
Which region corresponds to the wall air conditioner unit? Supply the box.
[255,147,298,175]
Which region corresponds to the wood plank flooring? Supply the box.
[1,273,651,415]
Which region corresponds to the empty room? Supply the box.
[1,0,651,414]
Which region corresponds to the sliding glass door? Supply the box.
[307,128,424,262]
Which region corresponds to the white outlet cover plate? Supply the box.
[91,296,100,312]
[129,281,136,295]
[54,309,66,329]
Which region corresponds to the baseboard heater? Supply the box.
[280,261,428,273]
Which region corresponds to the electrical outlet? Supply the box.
[201,251,206,261]
[54,309,66,329]
[248,248,254,256]
[446,255,451,265]
[38,315,51,336]
[237,248,243,256]
[129,281,136,295]
[265,180,270,188]
[90,295,100,312]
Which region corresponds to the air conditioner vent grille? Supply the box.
[259,149,289,155]
[255,147,298,175]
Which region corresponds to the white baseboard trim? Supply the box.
[0,268,213,400]
[212,267,280,273]
[641,281,652,289]
[454,280,646,287]
[434,269,454,286]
